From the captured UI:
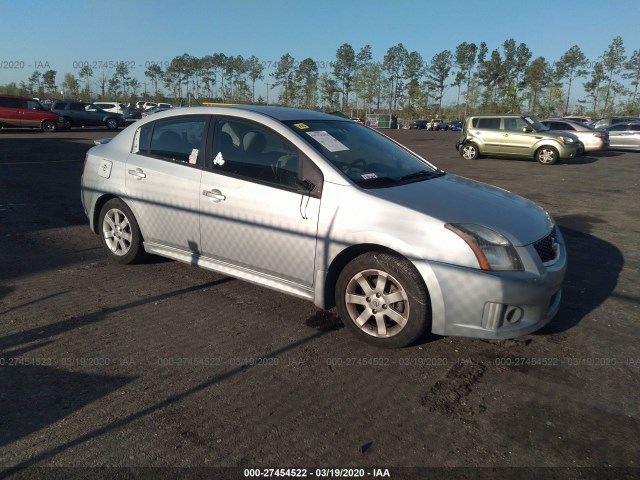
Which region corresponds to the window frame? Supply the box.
[204,115,323,198]
[131,114,211,169]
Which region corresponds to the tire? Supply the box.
[536,146,559,165]
[41,120,56,132]
[105,118,119,130]
[460,143,479,160]
[61,117,71,130]
[98,199,144,264]
[335,252,430,348]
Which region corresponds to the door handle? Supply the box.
[203,189,226,202]
[127,168,146,179]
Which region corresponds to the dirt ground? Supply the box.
[1,126,639,480]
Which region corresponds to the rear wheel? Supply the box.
[98,199,144,264]
[336,252,430,348]
[460,143,479,160]
[105,118,119,130]
[61,117,71,130]
[536,146,559,165]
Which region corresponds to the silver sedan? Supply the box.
[542,118,609,153]
[607,122,640,151]
[81,106,567,348]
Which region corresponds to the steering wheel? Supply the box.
[345,158,367,174]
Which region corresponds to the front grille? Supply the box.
[534,229,558,264]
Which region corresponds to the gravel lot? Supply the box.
[1,126,639,480]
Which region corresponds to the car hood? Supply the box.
[368,173,553,246]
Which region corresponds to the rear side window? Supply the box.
[69,103,83,111]
[54,102,68,110]
[475,118,501,129]
[608,124,628,132]
[0,97,22,108]
[144,116,207,164]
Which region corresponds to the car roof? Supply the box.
[141,105,350,122]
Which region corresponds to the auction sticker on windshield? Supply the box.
[305,131,349,152]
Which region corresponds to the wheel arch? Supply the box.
[321,243,430,311]
[91,194,121,234]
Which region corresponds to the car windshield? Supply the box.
[523,115,549,132]
[285,120,441,188]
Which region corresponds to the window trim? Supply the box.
[204,115,323,198]
[131,114,211,169]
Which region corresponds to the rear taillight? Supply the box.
[594,132,608,139]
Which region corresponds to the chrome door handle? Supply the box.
[128,168,146,179]
[203,189,226,202]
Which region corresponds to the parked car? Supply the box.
[606,122,640,151]
[93,101,127,115]
[81,105,566,348]
[428,119,446,131]
[124,109,142,126]
[456,114,580,165]
[409,119,429,130]
[562,116,591,124]
[141,107,171,117]
[0,95,61,132]
[589,117,640,130]
[541,118,609,153]
[446,120,463,131]
[157,103,173,109]
[136,101,158,111]
[51,100,125,130]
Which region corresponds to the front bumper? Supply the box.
[417,234,567,339]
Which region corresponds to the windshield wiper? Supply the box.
[355,176,399,188]
[399,170,446,182]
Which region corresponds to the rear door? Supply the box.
[471,117,503,154]
[607,124,629,148]
[125,115,208,251]
[0,97,22,127]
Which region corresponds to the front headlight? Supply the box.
[445,223,524,271]
[556,135,574,144]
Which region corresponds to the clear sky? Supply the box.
[1,0,639,103]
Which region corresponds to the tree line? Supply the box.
[2,36,638,119]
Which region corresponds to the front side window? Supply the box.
[285,120,442,188]
[211,118,300,189]
[503,117,529,132]
[135,116,207,164]
[25,100,41,110]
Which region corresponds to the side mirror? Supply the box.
[522,127,533,133]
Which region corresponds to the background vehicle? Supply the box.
[81,105,566,348]
[446,120,462,131]
[136,101,158,111]
[409,119,428,130]
[141,107,171,117]
[0,95,60,132]
[589,117,640,129]
[157,103,173,109]
[606,122,640,151]
[456,114,579,165]
[541,118,609,153]
[93,101,127,115]
[51,100,125,130]
[428,119,446,131]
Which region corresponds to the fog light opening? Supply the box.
[504,306,524,324]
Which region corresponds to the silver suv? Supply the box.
[456,114,580,164]
[81,106,566,347]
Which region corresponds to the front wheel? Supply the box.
[98,199,144,264]
[536,146,559,165]
[41,120,56,132]
[460,143,479,160]
[336,252,430,348]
